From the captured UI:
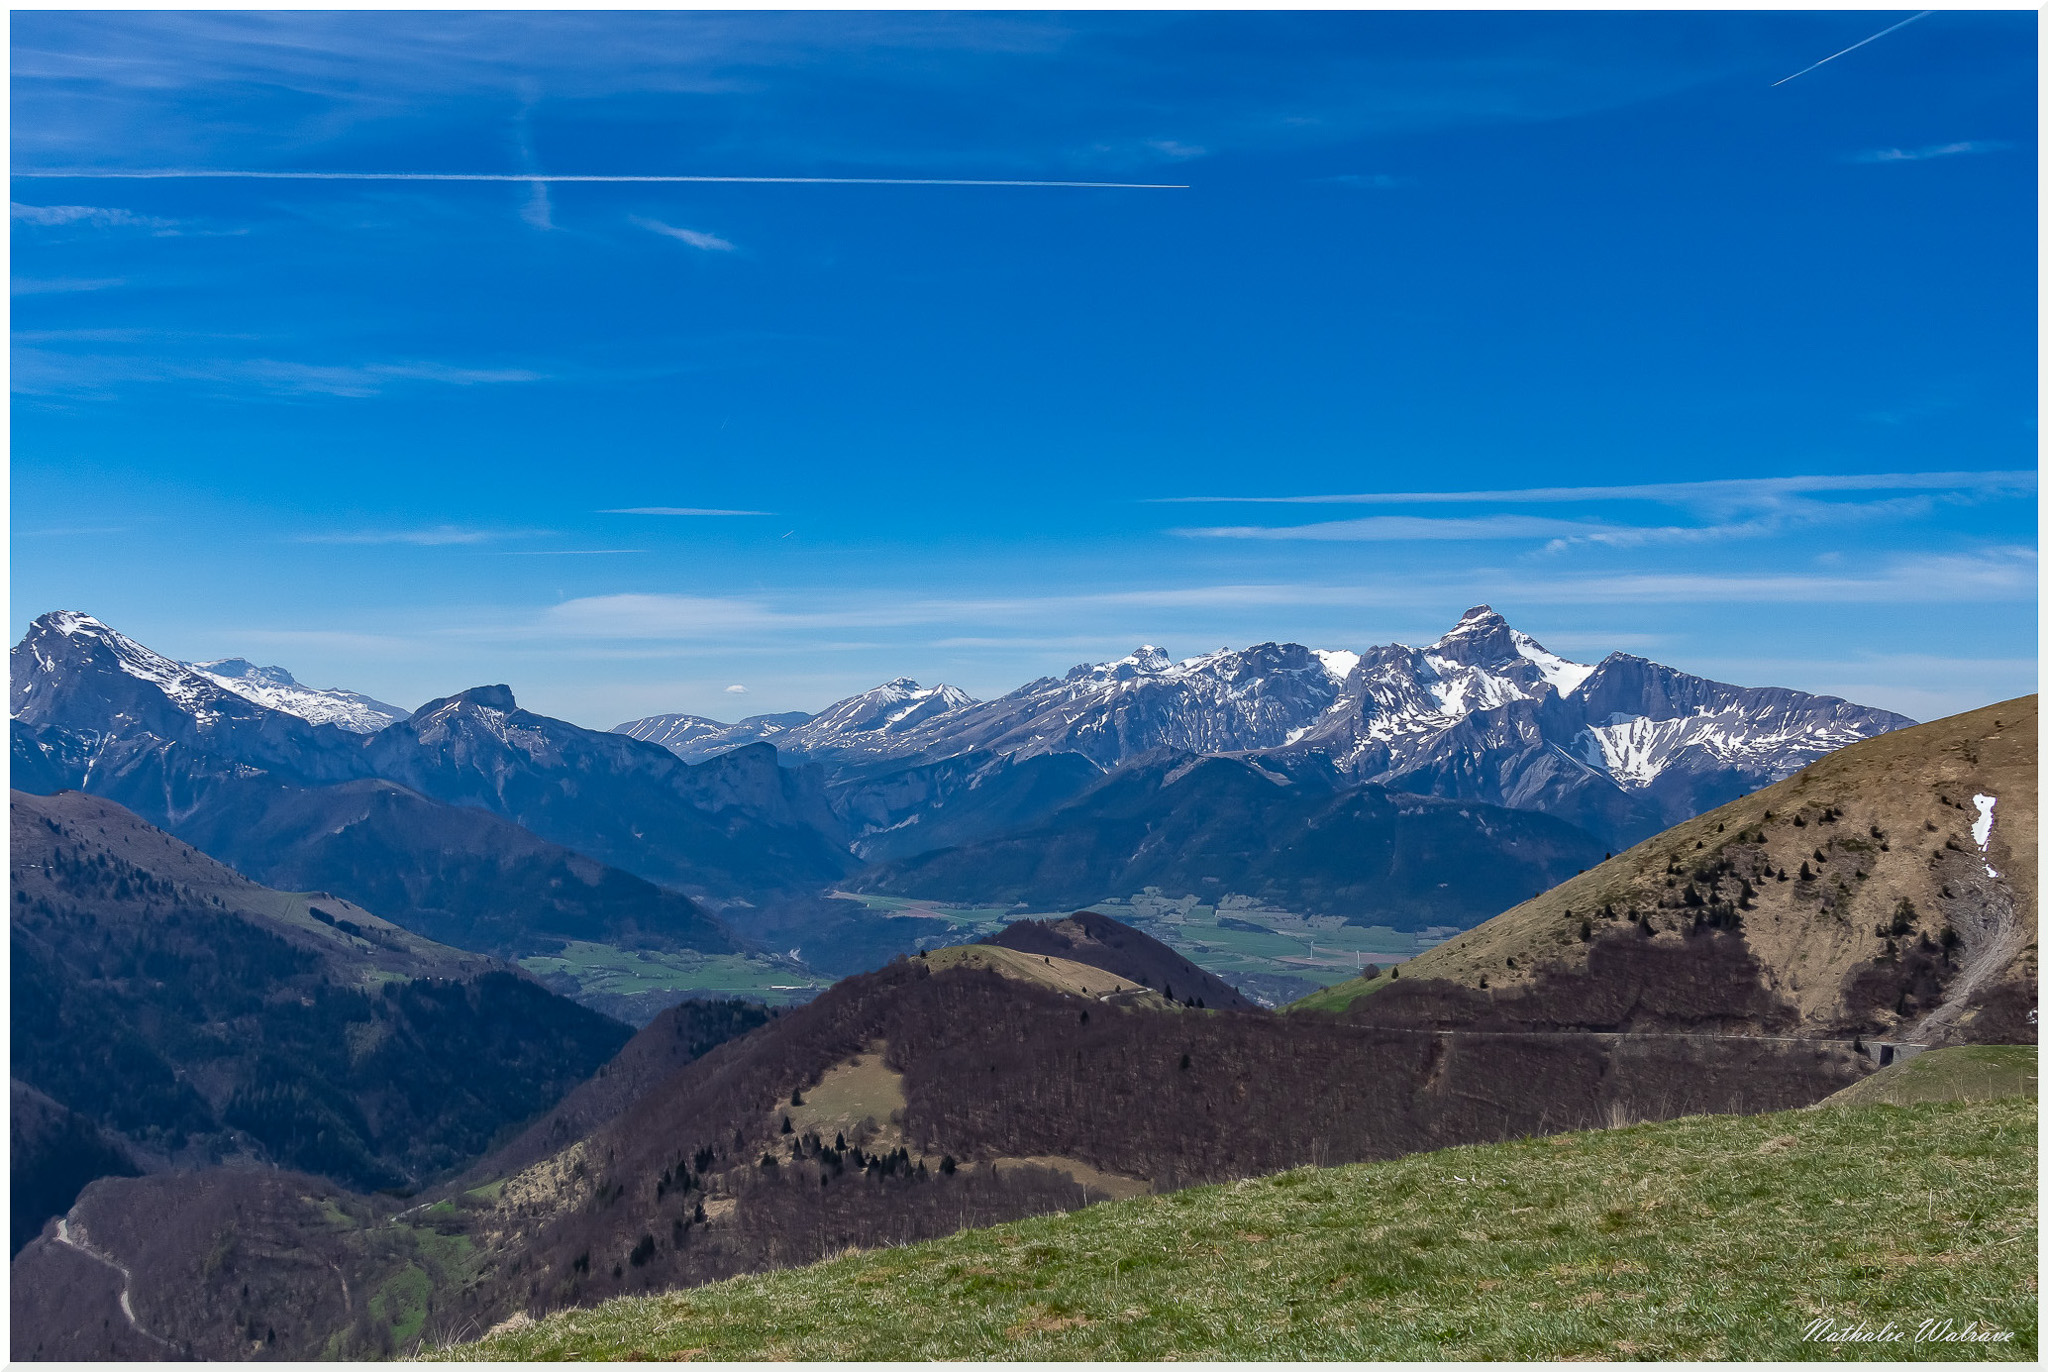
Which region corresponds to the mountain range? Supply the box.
[11,606,1922,1006]
[9,614,856,966]
[617,606,1913,851]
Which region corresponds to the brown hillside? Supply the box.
[977,909,1258,1011]
[1303,697,2036,1044]
[19,949,1875,1358]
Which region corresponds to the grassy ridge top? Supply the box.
[920,943,1176,1008]
[1820,1045,2038,1110]
[431,1095,2037,1362]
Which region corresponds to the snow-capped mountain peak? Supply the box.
[12,611,407,737]
[12,610,233,724]
[193,657,296,688]
[614,678,979,761]
[612,604,1913,846]
[1125,645,1174,674]
[798,677,979,738]
[1429,604,1516,656]
[187,657,408,733]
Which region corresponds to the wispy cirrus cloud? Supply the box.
[630,215,736,251]
[11,201,176,229]
[1157,471,2033,511]
[534,545,2036,646]
[1850,140,2008,164]
[11,350,544,398]
[599,506,773,516]
[1173,513,1690,545]
[11,276,126,295]
[297,525,546,546]
[1158,471,2033,548]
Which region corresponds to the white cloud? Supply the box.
[724,683,750,694]
[1171,514,1706,545]
[1156,471,2034,512]
[1158,472,2032,547]
[1851,140,2008,164]
[11,202,173,228]
[630,215,736,251]
[11,351,544,398]
[10,277,125,295]
[297,525,537,546]
[535,548,2036,651]
[599,506,773,516]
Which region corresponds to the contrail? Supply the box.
[1772,10,1933,86]
[10,169,1186,189]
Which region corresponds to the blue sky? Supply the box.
[11,8,2037,727]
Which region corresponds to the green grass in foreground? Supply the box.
[430,1095,2037,1362]
[1820,1045,2038,1110]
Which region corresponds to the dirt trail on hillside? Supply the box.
[52,1217,179,1354]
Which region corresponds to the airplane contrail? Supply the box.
[1772,10,1933,87]
[10,169,1186,189]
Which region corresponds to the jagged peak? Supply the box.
[20,610,207,688]
[35,608,114,638]
[1434,605,1511,643]
[415,684,517,717]
[1127,645,1172,671]
[192,657,299,688]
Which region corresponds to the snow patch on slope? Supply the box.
[1511,631,1594,696]
[189,658,407,733]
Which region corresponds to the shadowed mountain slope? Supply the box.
[361,689,852,896]
[829,749,1107,863]
[10,1080,140,1257]
[856,752,1607,928]
[9,789,633,1239]
[164,775,736,960]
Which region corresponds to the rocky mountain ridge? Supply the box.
[619,606,1914,848]
[186,657,408,733]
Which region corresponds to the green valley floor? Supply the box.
[430,1079,2036,1361]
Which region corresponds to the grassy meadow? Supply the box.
[432,1085,2036,1362]
[517,942,824,1012]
